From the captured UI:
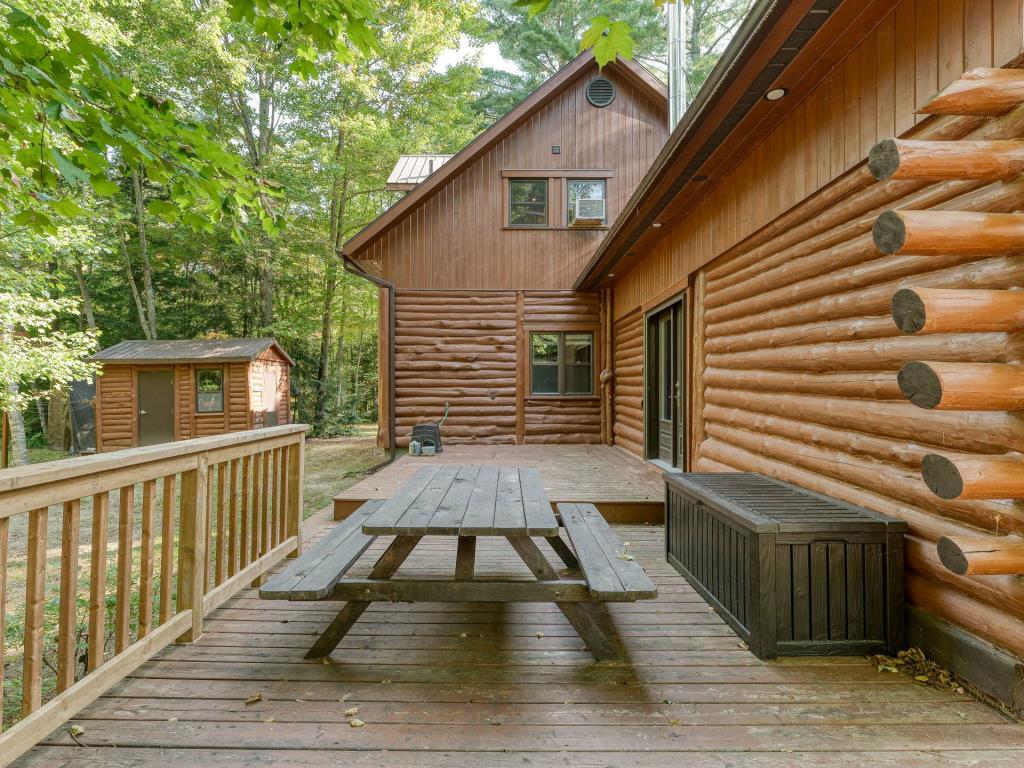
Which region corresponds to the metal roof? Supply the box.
[92,338,294,366]
[385,154,453,191]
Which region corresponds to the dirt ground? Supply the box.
[302,425,388,518]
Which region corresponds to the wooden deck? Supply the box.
[334,444,666,522]
[14,524,1024,767]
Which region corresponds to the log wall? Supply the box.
[95,365,133,451]
[611,309,644,456]
[686,113,1024,660]
[612,0,1024,320]
[392,290,603,446]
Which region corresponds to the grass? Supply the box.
[1,425,387,728]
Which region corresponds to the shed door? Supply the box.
[137,371,175,446]
[262,366,279,427]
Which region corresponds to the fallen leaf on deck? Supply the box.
[245,692,263,705]
[381,679,392,684]
[68,725,87,747]
[460,633,468,638]
[668,719,682,726]
[320,658,332,665]
[349,718,365,728]
[263,718,275,723]
[536,632,545,638]
[737,641,749,650]
[168,717,178,722]
[345,706,359,717]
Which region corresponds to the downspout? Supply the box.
[341,254,397,468]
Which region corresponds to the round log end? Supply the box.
[897,361,942,409]
[936,536,969,575]
[922,453,964,500]
[873,210,906,255]
[891,288,927,334]
[868,138,900,180]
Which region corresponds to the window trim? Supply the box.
[508,177,550,228]
[195,366,225,414]
[528,330,595,397]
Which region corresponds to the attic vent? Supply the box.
[586,77,615,108]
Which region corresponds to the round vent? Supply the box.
[586,77,615,108]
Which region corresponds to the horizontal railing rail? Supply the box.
[0,425,307,767]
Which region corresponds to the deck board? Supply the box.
[14,524,1024,767]
[334,445,665,521]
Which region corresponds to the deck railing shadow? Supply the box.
[0,425,307,766]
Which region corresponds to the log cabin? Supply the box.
[92,338,293,451]
[342,0,1024,716]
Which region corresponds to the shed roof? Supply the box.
[385,154,453,191]
[93,338,295,366]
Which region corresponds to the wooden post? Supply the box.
[88,492,109,671]
[286,438,304,557]
[920,67,1024,116]
[937,535,1024,575]
[159,475,175,624]
[177,456,209,642]
[0,517,7,730]
[56,499,81,692]
[868,138,1024,181]
[115,485,134,653]
[921,453,1024,500]
[873,209,1024,255]
[897,361,1024,410]
[22,508,47,715]
[892,287,1024,334]
[138,479,157,638]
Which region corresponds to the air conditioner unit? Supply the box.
[574,198,605,221]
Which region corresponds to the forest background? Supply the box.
[1,0,751,464]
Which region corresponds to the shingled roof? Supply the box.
[93,338,294,366]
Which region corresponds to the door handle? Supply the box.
[138,410,147,415]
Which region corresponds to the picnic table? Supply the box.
[261,464,656,660]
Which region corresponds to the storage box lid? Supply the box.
[666,473,909,534]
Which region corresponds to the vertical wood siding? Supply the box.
[612,0,1024,320]
[363,64,668,290]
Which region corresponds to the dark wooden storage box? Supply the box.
[665,473,907,658]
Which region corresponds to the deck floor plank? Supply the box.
[14,525,1023,767]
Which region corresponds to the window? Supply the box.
[530,331,594,396]
[509,179,548,227]
[196,368,224,413]
[567,179,606,225]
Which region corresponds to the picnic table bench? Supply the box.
[261,464,656,660]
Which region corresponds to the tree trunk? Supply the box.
[35,397,47,436]
[259,246,274,329]
[47,392,68,451]
[131,165,158,339]
[120,232,153,340]
[334,285,349,410]
[73,257,97,331]
[5,385,28,466]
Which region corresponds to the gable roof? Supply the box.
[341,51,667,258]
[575,0,863,288]
[93,338,295,366]
[386,154,453,191]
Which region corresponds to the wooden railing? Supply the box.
[0,425,306,765]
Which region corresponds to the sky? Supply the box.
[434,35,522,74]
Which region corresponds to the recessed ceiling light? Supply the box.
[765,87,788,101]
[652,222,662,228]
[608,273,615,278]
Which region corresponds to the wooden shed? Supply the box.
[92,338,293,451]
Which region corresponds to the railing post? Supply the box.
[287,436,305,557]
[177,454,209,642]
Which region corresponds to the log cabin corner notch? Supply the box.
[92,338,294,452]
[341,50,669,449]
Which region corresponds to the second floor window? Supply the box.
[509,179,548,227]
[568,179,606,225]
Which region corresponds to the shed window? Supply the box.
[567,179,606,225]
[530,332,593,396]
[196,368,224,413]
[509,179,548,227]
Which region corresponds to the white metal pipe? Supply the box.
[667,1,687,129]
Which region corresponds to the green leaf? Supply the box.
[89,175,119,196]
[50,149,90,185]
[513,0,551,19]
[148,199,180,222]
[48,198,86,217]
[592,20,634,66]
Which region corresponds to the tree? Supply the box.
[470,0,667,118]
